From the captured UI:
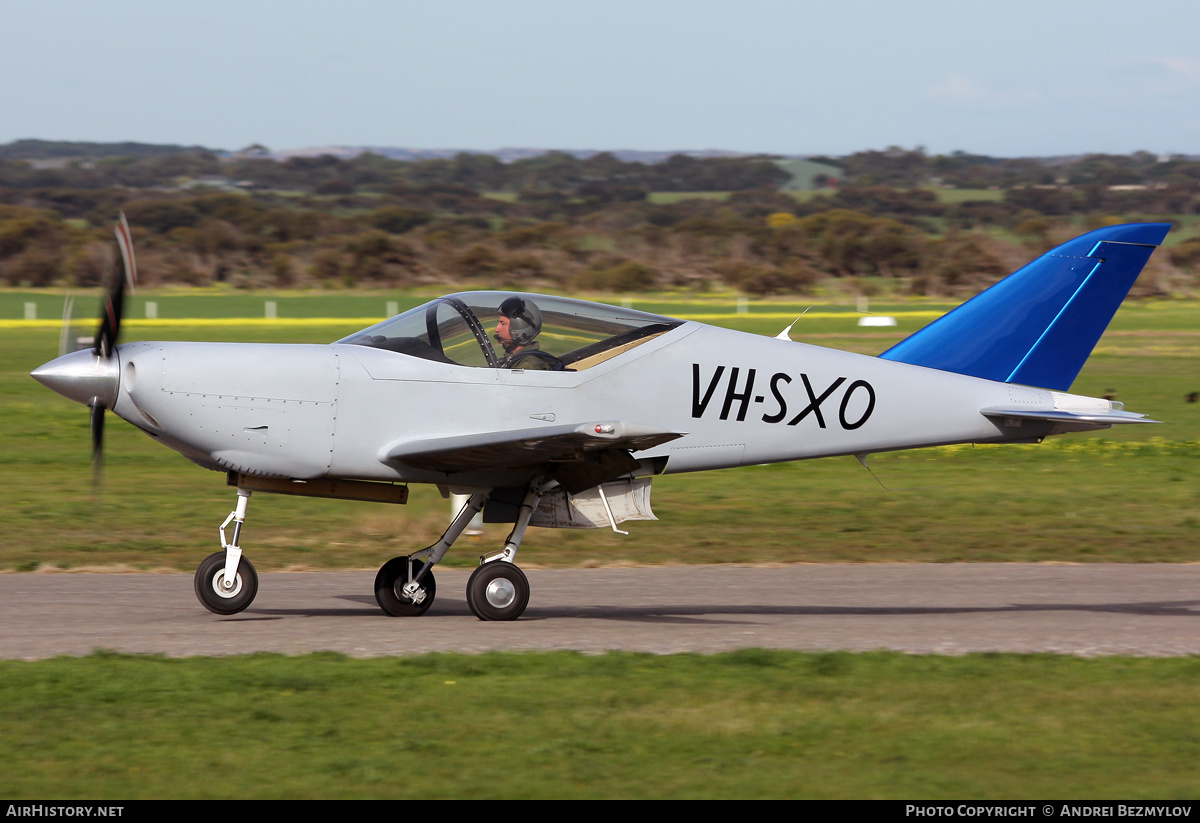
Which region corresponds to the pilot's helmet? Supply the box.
[499,296,542,346]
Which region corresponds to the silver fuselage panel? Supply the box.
[98,321,1077,486]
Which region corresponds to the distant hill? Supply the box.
[263,145,767,164]
[3,139,1197,167]
[0,139,216,161]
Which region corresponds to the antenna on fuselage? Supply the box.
[853,452,951,492]
[775,305,877,341]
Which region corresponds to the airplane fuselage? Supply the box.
[105,321,1097,489]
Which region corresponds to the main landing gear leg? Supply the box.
[194,488,259,615]
[467,477,550,622]
[374,492,488,616]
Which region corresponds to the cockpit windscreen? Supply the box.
[337,292,682,371]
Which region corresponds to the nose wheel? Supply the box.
[194,551,259,615]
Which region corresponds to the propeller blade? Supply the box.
[115,211,137,292]
[90,401,105,490]
[59,295,75,357]
[94,274,122,359]
[88,213,136,491]
[95,213,137,359]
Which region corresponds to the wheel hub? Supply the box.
[485,577,516,608]
[211,571,242,599]
[395,579,427,605]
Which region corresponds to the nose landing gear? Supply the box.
[194,488,258,615]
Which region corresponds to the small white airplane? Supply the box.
[32,218,1169,620]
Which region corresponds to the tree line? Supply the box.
[1,142,1197,297]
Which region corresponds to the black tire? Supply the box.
[466,562,529,621]
[374,555,436,616]
[194,551,258,615]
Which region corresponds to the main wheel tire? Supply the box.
[374,555,436,617]
[194,551,258,615]
[466,562,530,621]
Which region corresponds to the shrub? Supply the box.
[575,260,658,292]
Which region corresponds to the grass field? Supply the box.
[2,650,1199,799]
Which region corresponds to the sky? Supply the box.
[2,0,1199,158]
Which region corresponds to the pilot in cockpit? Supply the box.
[494,296,561,369]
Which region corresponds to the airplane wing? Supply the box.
[380,422,685,491]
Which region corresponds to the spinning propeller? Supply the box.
[91,214,137,484]
[31,214,136,490]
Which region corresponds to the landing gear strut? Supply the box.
[465,478,547,621]
[373,490,488,617]
[194,488,258,615]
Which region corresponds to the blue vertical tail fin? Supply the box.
[878,223,1170,391]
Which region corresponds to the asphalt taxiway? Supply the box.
[2,564,1198,659]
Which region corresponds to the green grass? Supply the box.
[926,187,1007,203]
[646,191,732,204]
[1,650,1199,799]
[0,288,434,322]
[783,190,836,203]
[781,186,1044,206]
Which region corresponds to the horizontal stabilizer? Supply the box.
[880,223,1170,390]
[981,406,1159,431]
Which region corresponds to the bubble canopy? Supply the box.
[337,292,683,370]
